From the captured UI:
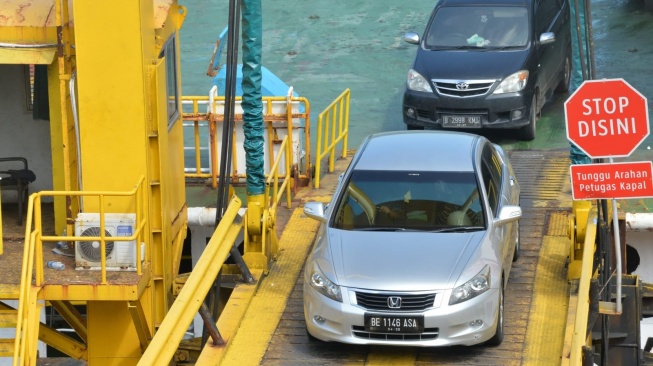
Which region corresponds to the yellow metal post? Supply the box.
[244,194,268,269]
[71,0,157,363]
[568,200,592,279]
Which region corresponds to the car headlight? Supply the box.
[449,265,491,305]
[406,69,433,92]
[493,71,529,94]
[309,263,342,302]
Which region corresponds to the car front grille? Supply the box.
[355,292,437,311]
[433,79,496,97]
[352,326,439,340]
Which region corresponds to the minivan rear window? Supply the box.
[425,6,529,49]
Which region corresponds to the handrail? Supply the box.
[181,94,311,188]
[13,194,39,366]
[33,177,147,285]
[566,207,598,365]
[13,176,148,364]
[314,88,350,189]
[137,195,242,365]
[181,98,211,182]
[265,135,293,212]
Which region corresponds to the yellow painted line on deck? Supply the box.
[523,211,571,365]
[194,269,263,364]
[220,206,323,366]
[365,346,417,365]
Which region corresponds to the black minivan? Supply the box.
[402,0,571,140]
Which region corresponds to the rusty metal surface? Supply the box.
[153,0,174,29]
[0,0,171,28]
[0,0,56,27]
[258,149,573,365]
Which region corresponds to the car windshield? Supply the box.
[425,6,529,49]
[332,170,485,231]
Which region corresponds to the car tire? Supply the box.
[407,124,424,130]
[518,95,537,141]
[555,54,571,93]
[486,282,505,346]
[513,220,521,262]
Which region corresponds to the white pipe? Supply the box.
[626,213,653,231]
[612,198,622,313]
[187,207,246,227]
[70,71,83,211]
[0,43,56,48]
[608,158,622,314]
[188,207,218,227]
[209,85,218,114]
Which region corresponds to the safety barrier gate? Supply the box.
[181,89,310,189]
[313,88,350,189]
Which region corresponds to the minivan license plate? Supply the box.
[364,314,424,333]
[442,115,481,128]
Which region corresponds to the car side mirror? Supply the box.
[494,205,522,226]
[304,201,328,223]
[404,32,420,45]
[539,32,556,45]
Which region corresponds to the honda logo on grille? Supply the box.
[456,82,469,90]
[387,296,402,309]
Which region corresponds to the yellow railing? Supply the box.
[138,195,242,365]
[314,88,350,189]
[13,193,40,366]
[182,97,215,183]
[260,135,293,260]
[181,94,311,189]
[13,177,147,364]
[564,206,598,366]
[265,135,293,212]
[34,177,148,284]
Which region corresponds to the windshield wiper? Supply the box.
[429,226,484,233]
[430,45,477,50]
[487,45,523,50]
[353,227,406,232]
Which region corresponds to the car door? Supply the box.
[548,0,570,89]
[480,143,513,274]
[534,0,569,94]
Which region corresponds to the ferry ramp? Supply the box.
[219,148,574,366]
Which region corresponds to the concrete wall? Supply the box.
[0,64,53,202]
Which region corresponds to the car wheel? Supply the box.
[486,282,504,346]
[518,95,537,141]
[407,124,424,130]
[513,220,521,262]
[555,54,571,93]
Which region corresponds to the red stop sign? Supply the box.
[565,79,649,158]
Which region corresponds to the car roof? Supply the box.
[354,131,481,172]
[439,0,529,7]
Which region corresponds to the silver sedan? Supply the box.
[303,130,521,347]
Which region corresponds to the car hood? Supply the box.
[326,229,484,292]
[413,48,529,81]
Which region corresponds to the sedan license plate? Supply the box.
[442,115,482,128]
[364,314,424,333]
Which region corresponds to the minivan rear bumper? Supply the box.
[403,89,534,130]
